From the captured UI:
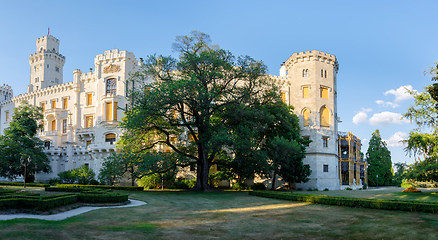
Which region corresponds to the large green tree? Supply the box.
[119,31,309,191]
[0,101,51,181]
[402,62,438,182]
[366,129,393,186]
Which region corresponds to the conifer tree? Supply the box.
[366,129,393,186]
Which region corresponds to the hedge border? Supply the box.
[249,191,438,213]
[56,184,143,191]
[0,182,49,188]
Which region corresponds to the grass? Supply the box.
[0,188,437,239]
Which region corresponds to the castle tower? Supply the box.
[0,84,13,102]
[28,35,65,92]
[280,50,340,190]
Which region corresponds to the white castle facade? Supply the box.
[0,35,365,190]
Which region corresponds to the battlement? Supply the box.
[95,49,137,63]
[0,84,13,102]
[283,50,339,73]
[37,35,60,44]
[0,84,12,92]
[269,75,289,85]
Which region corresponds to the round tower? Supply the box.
[281,50,340,190]
[28,35,65,92]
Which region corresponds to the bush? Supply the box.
[402,187,421,193]
[251,183,267,190]
[249,191,438,213]
[232,182,249,191]
[363,184,368,189]
[172,179,196,189]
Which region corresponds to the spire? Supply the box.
[48,27,50,36]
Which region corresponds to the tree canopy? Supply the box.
[366,129,393,186]
[401,62,438,182]
[115,31,310,191]
[0,101,51,181]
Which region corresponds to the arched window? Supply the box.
[105,133,116,144]
[106,78,117,95]
[303,109,310,127]
[320,107,329,127]
[302,69,308,77]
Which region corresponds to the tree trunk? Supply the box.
[194,144,212,191]
[271,172,276,190]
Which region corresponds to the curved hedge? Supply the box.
[0,182,49,188]
[249,191,438,213]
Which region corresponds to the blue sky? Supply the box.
[1,0,438,165]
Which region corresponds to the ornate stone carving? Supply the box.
[103,64,121,74]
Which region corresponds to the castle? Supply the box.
[0,35,367,190]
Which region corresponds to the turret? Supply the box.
[282,50,340,190]
[28,35,66,92]
[0,84,13,102]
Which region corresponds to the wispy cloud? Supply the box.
[383,131,407,147]
[375,100,400,108]
[384,85,416,103]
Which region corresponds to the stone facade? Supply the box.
[0,35,141,182]
[0,35,365,189]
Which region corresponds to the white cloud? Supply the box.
[353,108,372,125]
[368,111,410,126]
[383,132,408,147]
[384,85,417,103]
[376,100,400,108]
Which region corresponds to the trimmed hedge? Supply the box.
[56,184,143,191]
[0,182,50,188]
[250,191,438,213]
[0,189,128,211]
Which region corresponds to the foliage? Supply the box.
[250,191,438,213]
[0,181,49,188]
[232,182,249,191]
[119,31,309,191]
[98,153,126,185]
[0,101,51,180]
[48,184,143,191]
[57,165,96,185]
[402,187,421,193]
[137,171,176,189]
[366,130,393,186]
[172,178,196,189]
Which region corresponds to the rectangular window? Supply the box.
[323,164,329,172]
[303,87,309,98]
[87,93,93,106]
[51,100,56,109]
[35,77,39,82]
[47,64,49,68]
[51,120,56,131]
[41,102,45,113]
[321,87,328,99]
[5,111,9,121]
[63,98,68,109]
[104,102,118,121]
[86,140,91,146]
[55,66,60,72]
[62,119,67,134]
[325,70,327,78]
[321,69,324,77]
[281,92,286,102]
[85,116,93,128]
[323,137,329,148]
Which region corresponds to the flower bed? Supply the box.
[402,187,421,193]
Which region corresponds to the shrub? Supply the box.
[346,187,353,190]
[58,170,77,184]
[54,184,143,191]
[363,184,368,189]
[402,187,421,193]
[251,183,267,190]
[172,179,196,189]
[0,182,49,188]
[232,182,249,191]
[324,188,329,191]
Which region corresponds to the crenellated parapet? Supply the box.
[268,75,289,86]
[1,82,73,106]
[282,50,339,73]
[95,49,138,63]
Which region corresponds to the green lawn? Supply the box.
[0,189,437,239]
